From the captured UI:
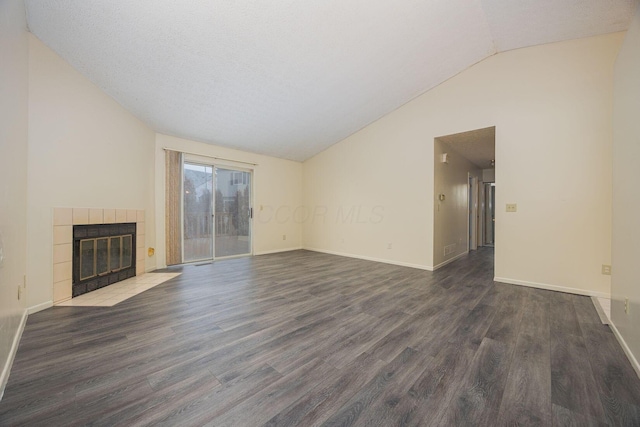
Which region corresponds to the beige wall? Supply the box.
[433,139,481,267]
[303,33,621,296]
[612,3,640,373]
[27,35,156,310]
[154,134,302,268]
[0,0,29,396]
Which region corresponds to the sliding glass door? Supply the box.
[183,162,214,262]
[182,161,252,262]
[214,168,252,257]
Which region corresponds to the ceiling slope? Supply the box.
[25,0,636,161]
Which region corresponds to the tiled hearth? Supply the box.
[53,207,146,304]
[56,272,181,307]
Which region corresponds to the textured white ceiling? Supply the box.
[480,0,636,51]
[25,0,636,161]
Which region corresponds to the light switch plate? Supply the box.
[506,203,517,212]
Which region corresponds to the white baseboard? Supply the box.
[0,309,27,401]
[303,247,432,271]
[53,297,71,306]
[609,321,640,379]
[254,247,303,256]
[590,296,610,325]
[28,301,53,315]
[494,277,609,299]
[432,251,469,271]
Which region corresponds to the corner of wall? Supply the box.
[611,2,640,378]
[0,0,29,401]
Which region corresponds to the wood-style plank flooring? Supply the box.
[1,248,640,426]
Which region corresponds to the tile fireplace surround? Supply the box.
[53,207,146,304]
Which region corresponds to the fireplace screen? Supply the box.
[73,223,136,297]
[79,235,133,281]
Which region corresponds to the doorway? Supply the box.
[183,161,252,262]
[432,126,495,269]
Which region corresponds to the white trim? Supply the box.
[28,301,53,314]
[494,277,610,299]
[55,296,72,305]
[0,309,27,401]
[610,321,640,379]
[254,247,303,256]
[590,297,610,325]
[433,251,469,271]
[303,247,433,271]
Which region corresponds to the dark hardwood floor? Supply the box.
[1,248,640,426]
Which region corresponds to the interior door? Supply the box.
[214,167,252,258]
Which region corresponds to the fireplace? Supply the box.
[72,223,136,297]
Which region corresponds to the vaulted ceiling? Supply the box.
[25,0,636,161]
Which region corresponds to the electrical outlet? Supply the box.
[625,298,629,315]
[602,265,612,275]
[282,234,286,241]
[506,203,517,212]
